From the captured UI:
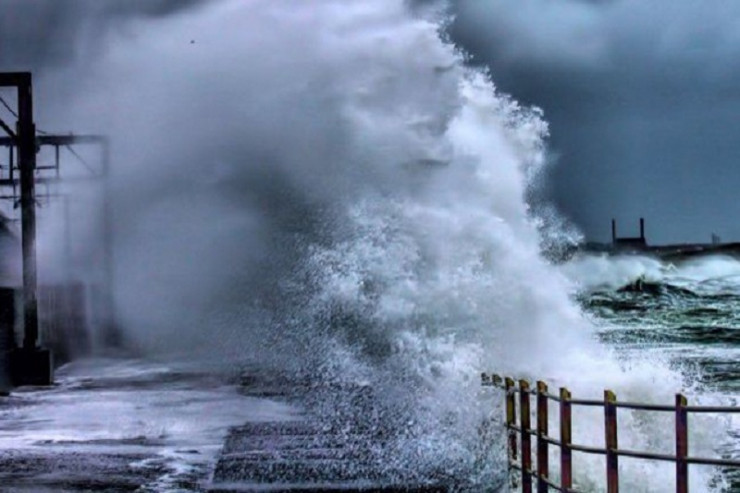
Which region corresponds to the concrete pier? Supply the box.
[0,359,462,492]
[207,375,453,492]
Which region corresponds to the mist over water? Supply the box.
[15,0,734,489]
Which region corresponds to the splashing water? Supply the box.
[31,0,735,490]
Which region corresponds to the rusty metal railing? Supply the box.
[481,373,740,493]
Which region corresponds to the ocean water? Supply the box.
[562,253,740,490]
[563,254,740,394]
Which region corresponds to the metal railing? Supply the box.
[481,373,740,493]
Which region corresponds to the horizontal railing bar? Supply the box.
[540,475,565,491]
[483,375,740,413]
[487,387,740,414]
[617,448,677,462]
[541,435,563,447]
[506,424,537,437]
[686,456,740,467]
[482,379,566,402]
[510,460,582,493]
[567,398,604,407]
[615,402,675,412]
[543,392,562,402]
[685,406,740,413]
[570,443,607,455]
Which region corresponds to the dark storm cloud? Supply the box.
[0,0,205,70]
[449,0,740,244]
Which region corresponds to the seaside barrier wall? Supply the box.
[481,373,740,493]
[0,288,14,388]
[0,284,90,387]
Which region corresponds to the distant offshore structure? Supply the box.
[580,218,740,260]
[611,218,647,251]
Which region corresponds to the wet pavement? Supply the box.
[0,359,453,492]
[0,358,297,492]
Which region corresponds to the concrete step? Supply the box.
[209,420,448,492]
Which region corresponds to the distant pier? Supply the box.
[580,218,740,260]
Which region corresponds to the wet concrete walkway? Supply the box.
[206,373,453,493]
[0,359,452,492]
[0,358,296,491]
[208,421,448,493]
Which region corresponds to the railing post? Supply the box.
[536,381,549,493]
[520,379,532,493]
[676,394,688,493]
[505,377,518,464]
[605,390,619,493]
[560,387,572,491]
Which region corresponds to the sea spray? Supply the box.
[28,0,732,489]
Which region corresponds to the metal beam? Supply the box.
[0,134,107,147]
[0,131,117,348]
[0,177,105,186]
[0,117,16,141]
[15,73,39,351]
[0,72,31,88]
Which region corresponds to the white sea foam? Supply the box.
[31,0,733,490]
[563,252,740,294]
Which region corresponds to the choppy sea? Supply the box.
[563,253,740,489]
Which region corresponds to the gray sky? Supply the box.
[449,0,740,244]
[3,0,740,245]
[0,0,202,70]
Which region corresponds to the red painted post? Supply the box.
[536,381,549,493]
[676,394,688,493]
[605,390,619,493]
[505,377,518,464]
[560,387,572,490]
[520,380,532,493]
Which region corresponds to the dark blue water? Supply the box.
[566,253,740,490]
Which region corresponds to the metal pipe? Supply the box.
[15,72,39,351]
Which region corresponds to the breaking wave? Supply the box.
[35,0,734,489]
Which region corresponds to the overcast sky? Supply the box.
[449,0,740,244]
[3,0,740,244]
[0,0,202,70]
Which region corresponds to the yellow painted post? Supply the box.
[676,394,688,493]
[536,381,549,493]
[605,390,619,493]
[520,380,532,493]
[505,377,518,464]
[560,387,572,490]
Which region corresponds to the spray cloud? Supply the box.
[0,0,728,489]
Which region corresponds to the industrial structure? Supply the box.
[0,72,114,386]
[611,218,648,251]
